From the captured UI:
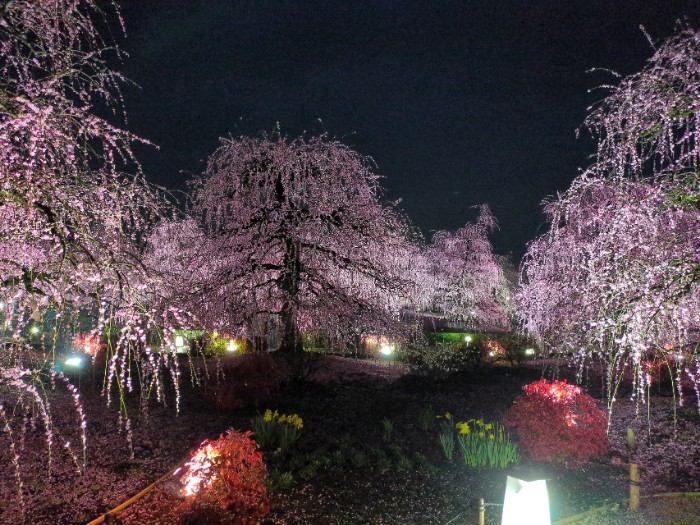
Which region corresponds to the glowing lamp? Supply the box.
[30,325,40,335]
[380,343,394,356]
[501,476,550,525]
[174,335,186,353]
[488,351,495,357]
[525,348,535,356]
[226,339,239,352]
[464,335,473,343]
[65,356,83,368]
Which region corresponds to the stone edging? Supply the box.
[552,491,700,525]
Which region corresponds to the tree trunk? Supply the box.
[279,305,303,353]
[279,237,303,353]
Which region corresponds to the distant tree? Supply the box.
[421,205,508,331]
[186,133,418,353]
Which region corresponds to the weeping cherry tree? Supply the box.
[421,205,509,331]
[518,26,700,416]
[183,132,419,352]
[0,1,188,504]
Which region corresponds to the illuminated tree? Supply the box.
[519,26,700,412]
[582,26,700,205]
[519,178,699,408]
[187,133,418,352]
[421,205,509,331]
[0,3,186,504]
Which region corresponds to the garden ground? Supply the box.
[0,354,699,524]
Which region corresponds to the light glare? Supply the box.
[501,476,551,525]
[380,343,394,356]
[65,356,83,367]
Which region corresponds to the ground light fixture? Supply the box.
[379,343,394,356]
[525,348,535,356]
[226,339,239,352]
[501,476,550,525]
[30,325,40,335]
[175,335,186,353]
[464,335,473,343]
[65,356,83,368]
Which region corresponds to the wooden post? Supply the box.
[478,497,485,525]
[630,462,640,511]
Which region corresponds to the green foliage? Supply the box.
[382,418,394,443]
[400,341,483,378]
[665,171,700,208]
[418,405,434,432]
[436,412,456,461]
[426,332,476,344]
[297,459,323,481]
[454,419,521,469]
[266,469,295,491]
[412,453,438,476]
[251,409,303,452]
[368,448,392,471]
[330,449,346,467]
[395,454,413,472]
[301,331,332,353]
[500,334,538,366]
[350,450,368,469]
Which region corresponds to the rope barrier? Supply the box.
[84,457,188,525]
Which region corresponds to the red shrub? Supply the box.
[504,379,608,464]
[179,429,269,525]
[205,353,287,410]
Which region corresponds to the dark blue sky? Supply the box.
[116,1,700,259]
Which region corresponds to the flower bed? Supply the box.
[0,356,698,524]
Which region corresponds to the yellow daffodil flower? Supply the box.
[456,422,471,435]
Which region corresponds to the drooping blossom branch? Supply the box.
[0,0,190,503]
[519,26,700,418]
[419,205,509,331]
[518,177,700,414]
[582,25,700,200]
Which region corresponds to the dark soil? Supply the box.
[1,355,699,525]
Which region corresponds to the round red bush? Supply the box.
[179,429,269,525]
[504,379,608,464]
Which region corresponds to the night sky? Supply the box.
[116,1,700,260]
